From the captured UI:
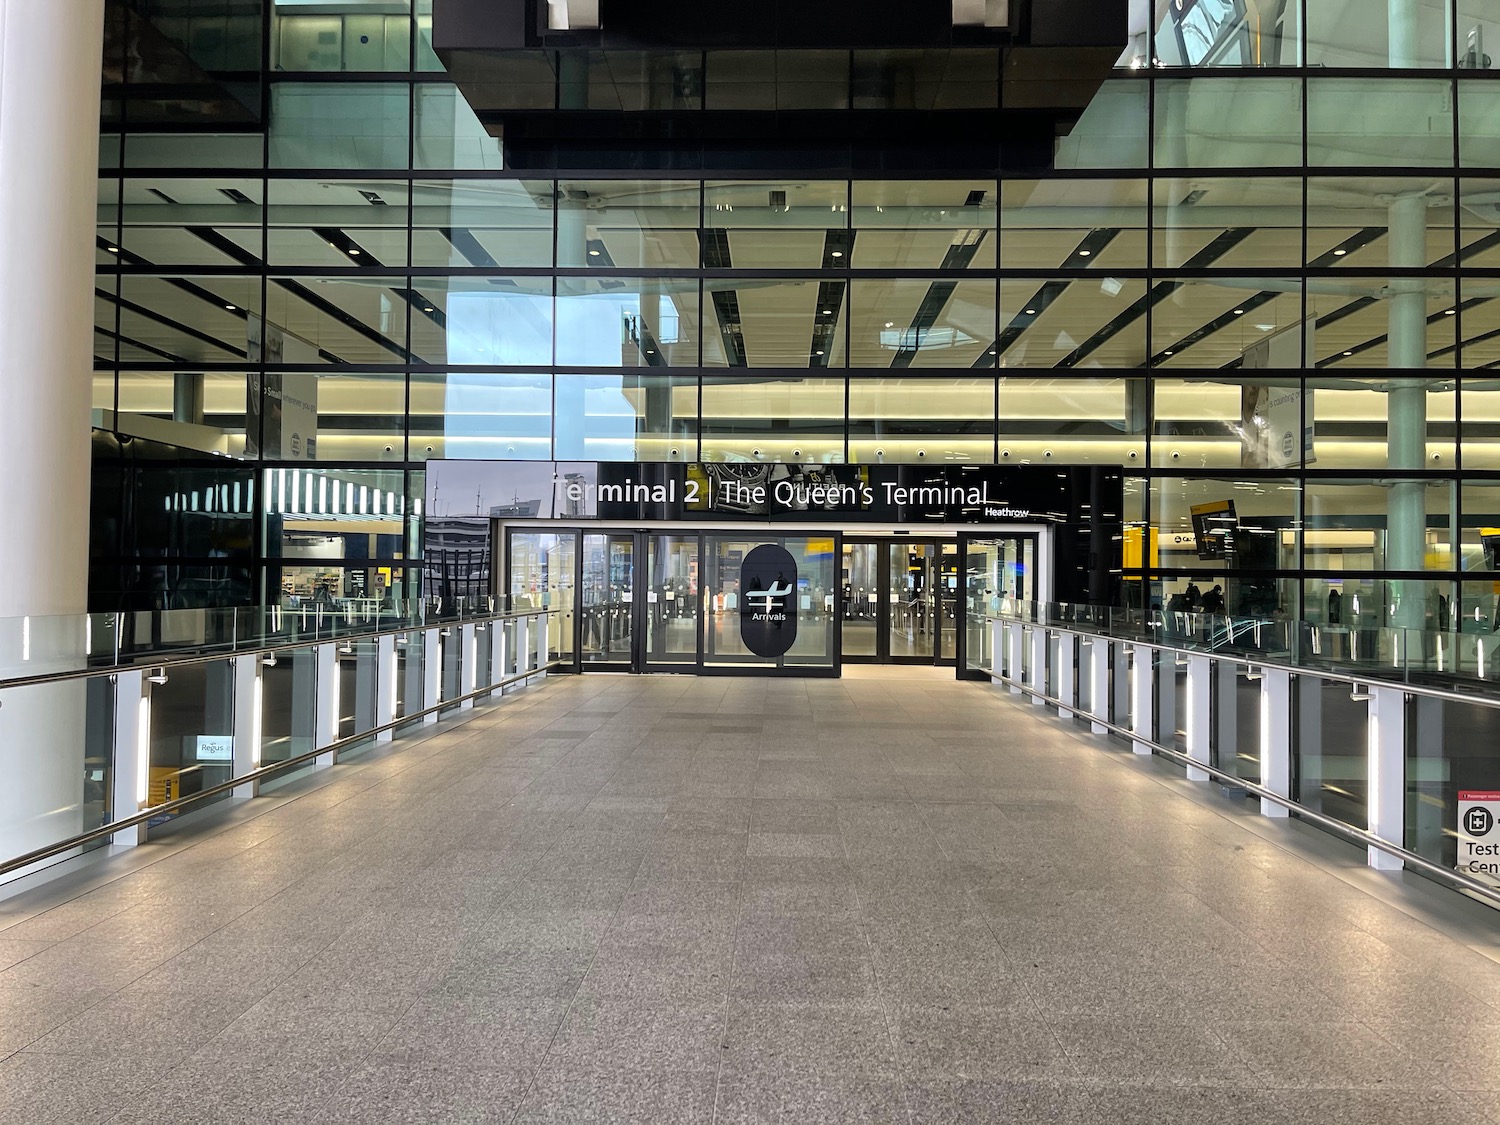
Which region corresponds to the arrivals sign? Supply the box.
[739,544,799,657]
[1458,791,1500,887]
[424,460,1114,526]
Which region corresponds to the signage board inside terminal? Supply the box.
[426,459,1120,526]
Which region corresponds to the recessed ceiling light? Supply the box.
[1233,309,1244,315]
[646,349,656,354]
[1078,249,1092,256]
[225,303,236,311]
[588,249,601,256]
[822,309,832,315]
[1163,350,1174,355]
[1343,350,1353,356]
[106,246,119,254]
[816,349,825,356]
[348,248,361,255]
[423,306,434,313]
[1025,308,1037,315]
[1445,308,1456,315]
[831,250,844,258]
[1333,248,1347,256]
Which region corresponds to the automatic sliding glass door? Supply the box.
[581,533,636,669]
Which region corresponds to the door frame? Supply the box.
[955,531,1042,682]
[841,536,962,668]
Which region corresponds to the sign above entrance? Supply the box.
[426,460,1119,526]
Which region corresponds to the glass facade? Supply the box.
[93,2,1500,625]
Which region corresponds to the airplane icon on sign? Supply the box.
[745,582,793,614]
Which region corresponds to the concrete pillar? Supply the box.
[314,642,338,767]
[1386,192,1430,633]
[231,654,260,798]
[1056,632,1076,720]
[1367,685,1407,871]
[1184,654,1211,781]
[0,0,105,870]
[173,373,205,426]
[1129,645,1154,755]
[1388,0,1421,68]
[1260,669,1292,819]
[376,633,396,742]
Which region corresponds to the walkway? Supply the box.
[3,672,1500,1124]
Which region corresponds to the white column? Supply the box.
[0,0,102,621]
[231,654,260,798]
[460,623,477,710]
[423,628,441,721]
[534,612,549,673]
[1088,638,1109,735]
[1184,655,1211,782]
[1386,191,1430,635]
[1260,669,1292,819]
[1056,632,1076,720]
[1006,624,1023,695]
[989,619,1004,683]
[0,0,105,872]
[314,642,338,767]
[110,670,147,848]
[1027,627,1048,705]
[1129,646,1153,755]
[376,633,396,742]
[1388,0,1421,68]
[1367,685,1407,871]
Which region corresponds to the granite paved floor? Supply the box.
[3,670,1500,1124]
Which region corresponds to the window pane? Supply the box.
[265,276,411,364]
[1155,178,1300,271]
[1310,276,1457,370]
[1307,177,1457,270]
[704,279,846,368]
[558,179,700,268]
[703,181,847,268]
[1153,377,1243,469]
[409,372,552,459]
[415,83,504,170]
[997,277,1146,369]
[554,374,697,461]
[847,377,995,463]
[1151,477,1299,577]
[1054,79,1148,169]
[700,377,845,462]
[1460,381,1500,468]
[113,372,251,458]
[273,2,411,71]
[117,178,265,267]
[1306,479,1454,573]
[411,180,553,268]
[999,377,1143,466]
[849,280,995,369]
[1154,78,1301,169]
[559,51,703,111]
[409,278,554,365]
[269,83,411,169]
[851,49,998,110]
[1152,280,1304,370]
[268,179,409,267]
[1309,78,1453,168]
[1006,179,1146,270]
[556,278,699,368]
[850,180,995,269]
[1310,377,1456,470]
[1306,0,1451,68]
[117,275,263,367]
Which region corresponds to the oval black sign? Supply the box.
[739,543,799,658]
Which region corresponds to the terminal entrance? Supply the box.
[505,526,1039,677]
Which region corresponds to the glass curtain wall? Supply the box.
[95,2,1500,625]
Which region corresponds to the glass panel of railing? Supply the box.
[1406,692,1500,888]
[396,630,423,720]
[1111,642,1132,733]
[145,658,236,823]
[1292,674,1369,832]
[0,675,115,868]
[473,623,494,693]
[1212,660,1262,786]
[258,645,320,792]
[1077,638,1095,715]
[440,626,462,712]
[1156,650,1187,754]
[334,637,382,760]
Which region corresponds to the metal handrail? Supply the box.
[988,664,1500,911]
[0,655,565,881]
[0,609,557,694]
[990,611,1500,712]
